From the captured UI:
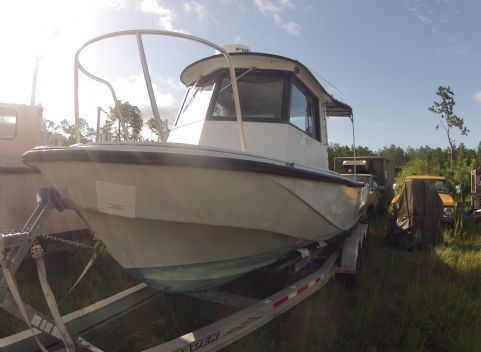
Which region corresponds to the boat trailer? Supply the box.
[0,188,368,352]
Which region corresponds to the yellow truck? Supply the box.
[391,175,455,223]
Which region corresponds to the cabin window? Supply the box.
[289,82,318,139]
[175,76,216,127]
[0,108,17,139]
[210,70,285,120]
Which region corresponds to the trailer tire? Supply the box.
[338,241,362,289]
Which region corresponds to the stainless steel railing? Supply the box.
[74,30,246,151]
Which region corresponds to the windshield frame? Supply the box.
[205,68,291,123]
[174,67,323,142]
[174,72,220,127]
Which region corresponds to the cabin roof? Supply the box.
[406,175,447,181]
[180,52,352,118]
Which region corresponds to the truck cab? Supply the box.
[333,156,395,209]
[342,173,382,218]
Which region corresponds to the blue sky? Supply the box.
[1,0,480,150]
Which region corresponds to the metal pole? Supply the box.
[227,64,246,152]
[30,56,40,106]
[136,33,163,140]
[74,57,80,143]
[351,114,357,177]
[96,107,101,142]
[96,107,107,142]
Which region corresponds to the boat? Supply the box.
[23,30,365,292]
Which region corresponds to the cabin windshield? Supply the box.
[211,70,285,120]
[426,179,449,193]
[176,76,216,127]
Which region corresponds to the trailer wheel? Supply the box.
[337,224,368,289]
[339,241,363,289]
[360,230,368,259]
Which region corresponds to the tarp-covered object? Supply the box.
[387,179,443,249]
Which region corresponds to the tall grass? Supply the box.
[228,215,481,352]
[0,247,136,337]
[1,216,480,351]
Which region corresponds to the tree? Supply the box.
[378,144,407,168]
[327,143,374,170]
[147,117,170,142]
[41,119,66,145]
[59,118,95,145]
[42,118,95,145]
[428,86,469,171]
[107,101,143,141]
[477,141,481,167]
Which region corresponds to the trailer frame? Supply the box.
[0,188,368,352]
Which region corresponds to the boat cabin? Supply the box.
[168,53,352,169]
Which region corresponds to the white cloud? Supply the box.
[474,91,481,105]
[98,0,133,10]
[282,21,300,35]
[140,0,187,32]
[183,1,208,21]
[404,4,437,32]
[115,75,177,122]
[73,74,178,131]
[158,77,185,91]
[253,0,300,35]
[401,0,463,35]
[222,0,247,12]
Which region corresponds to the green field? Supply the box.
[227,216,481,352]
[1,215,480,351]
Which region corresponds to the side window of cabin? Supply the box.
[289,83,318,139]
[212,71,284,120]
[176,76,216,127]
[0,108,17,139]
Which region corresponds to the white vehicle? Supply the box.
[0,103,86,235]
[342,173,382,217]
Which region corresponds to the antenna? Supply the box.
[308,67,343,94]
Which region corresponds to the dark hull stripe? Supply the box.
[23,149,363,188]
[0,166,40,174]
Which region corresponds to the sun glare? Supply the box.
[0,0,98,107]
[0,0,184,129]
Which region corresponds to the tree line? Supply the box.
[328,142,481,191]
[42,86,476,188]
[330,85,475,190]
[42,101,170,145]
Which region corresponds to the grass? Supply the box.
[0,245,137,336]
[1,215,480,351]
[226,215,481,352]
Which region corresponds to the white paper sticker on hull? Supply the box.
[96,181,136,218]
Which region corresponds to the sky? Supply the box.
[0,0,480,150]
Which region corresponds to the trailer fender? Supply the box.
[337,223,368,274]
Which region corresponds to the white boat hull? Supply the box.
[24,143,364,292]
